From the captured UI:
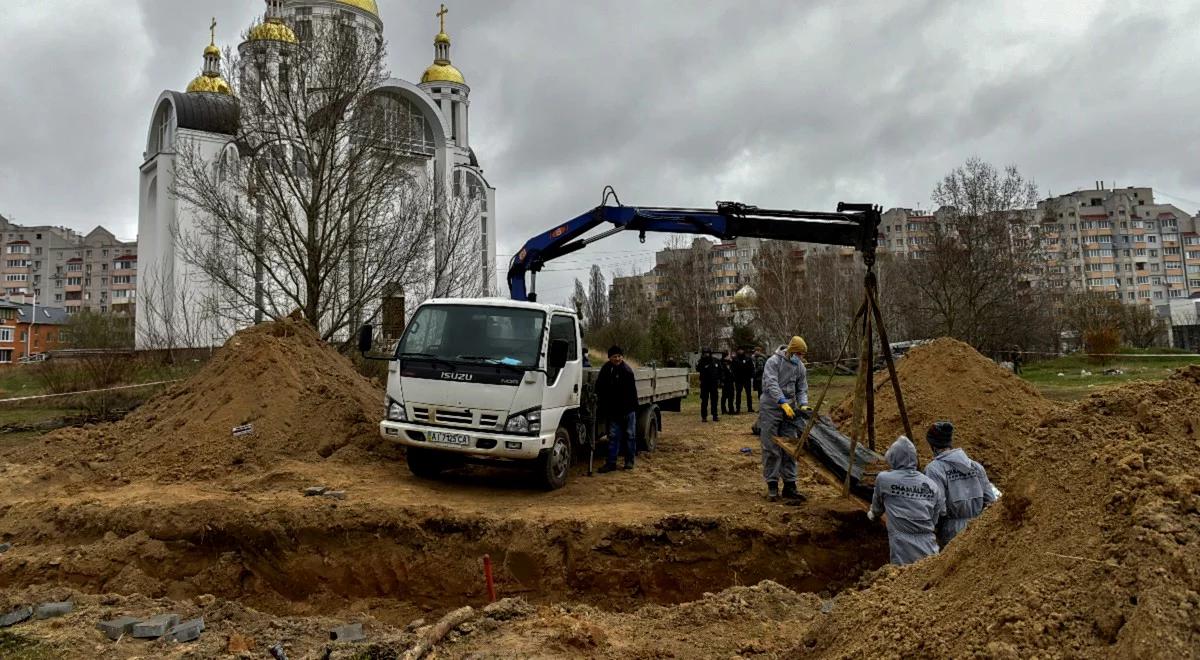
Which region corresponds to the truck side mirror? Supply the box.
[358,324,374,354]
[548,339,569,371]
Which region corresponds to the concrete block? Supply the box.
[169,617,205,642]
[97,615,140,641]
[0,542,11,553]
[303,486,327,496]
[269,643,289,660]
[0,606,32,628]
[131,613,180,638]
[34,601,73,620]
[323,490,347,500]
[328,622,365,642]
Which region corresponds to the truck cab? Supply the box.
[378,298,584,488]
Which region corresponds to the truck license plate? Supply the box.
[430,432,470,447]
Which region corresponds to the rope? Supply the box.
[0,379,182,404]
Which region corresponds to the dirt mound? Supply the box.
[806,365,1200,657]
[19,318,384,482]
[833,337,1053,481]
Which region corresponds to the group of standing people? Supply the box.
[696,347,768,422]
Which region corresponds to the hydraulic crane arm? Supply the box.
[506,191,882,301]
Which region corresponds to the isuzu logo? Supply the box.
[441,372,474,382]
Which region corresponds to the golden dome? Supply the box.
[204,43,221,57]
[248,20,298,44]
[733,285,758,310]
[435,31,451,44]
[422,62,465,84]
[187,74,232,95]
[337,0,380,16]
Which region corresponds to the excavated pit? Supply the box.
[0,504,887,622]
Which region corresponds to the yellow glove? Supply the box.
[799,405,814,414]
[781,403,795,419]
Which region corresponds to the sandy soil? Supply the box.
[0,320,885,658]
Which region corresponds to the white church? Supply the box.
[136,0,497,347]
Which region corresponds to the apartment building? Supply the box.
[52,228,138,315]
[879,186,1200,306]
[0,215,136,315]
[879,208,937,257]
[1038,186,1197,304]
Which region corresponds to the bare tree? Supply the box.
[585,265,608,334]
[654,237,721,351]
[1121,302,1167,348]
[751,240,805,348]
[905,158,1046,352]
[571,278,588,323]
[172,19,446,341]
[136,258,221,354]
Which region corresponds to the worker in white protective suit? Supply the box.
[757,336,811,503]
[923,421,997,547]
[869,436,946,565]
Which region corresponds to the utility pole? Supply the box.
[27,291,35,358]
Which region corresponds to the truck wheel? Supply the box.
[637,407,659,452]
[406,447,446,479]
[537,427,572,490]
[639,416,658,452]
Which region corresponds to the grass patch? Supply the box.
[1021,350,1200,401]
[0,632,57,660]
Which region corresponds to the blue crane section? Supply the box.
[506,189,882,301]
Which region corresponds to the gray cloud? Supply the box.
[2,0,1199,300]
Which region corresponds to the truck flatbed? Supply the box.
[583,366,690,405]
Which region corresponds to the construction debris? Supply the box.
[329,622,365,643]
[97,615,139,641]
[131,613,180,639]
[0,605,32,628]
[33,601,72,619]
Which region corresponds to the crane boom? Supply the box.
[506,195,882,301]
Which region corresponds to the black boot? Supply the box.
[598,463,618,474]
[766,481,779,502]
[781,482,806,503]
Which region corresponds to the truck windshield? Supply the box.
[397,305,546,368]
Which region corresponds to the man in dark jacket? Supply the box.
[696,349,721,422]
[596,345,639,473]
[732,348,755,414]
[752,347,768,395]
[720,355,736,415]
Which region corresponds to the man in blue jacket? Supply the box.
[923,421,996,547]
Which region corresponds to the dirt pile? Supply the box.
[806,365,1200,657]
[833,337,1054,481]
[18,318,384,482]
[445,581,826,658]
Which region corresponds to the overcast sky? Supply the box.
[3,0,1200,302]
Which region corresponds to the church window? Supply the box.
[279,61,291,95]
[368,92,435,157]
[150,103,175,153]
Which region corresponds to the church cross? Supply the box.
[209,17,217,46]
[437,4,448,32]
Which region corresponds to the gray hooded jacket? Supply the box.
[760,349,808,411]
[871,437,946,537]
[925,447,995,545]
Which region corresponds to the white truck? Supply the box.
[362,298,689,489]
